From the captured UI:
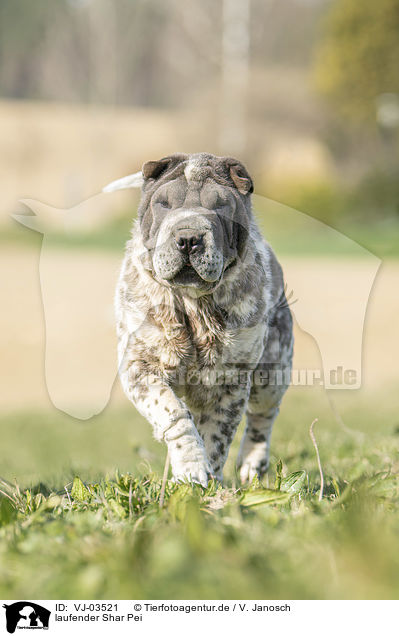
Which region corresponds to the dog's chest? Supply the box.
[161,312,226,371]
[168,319,267,405]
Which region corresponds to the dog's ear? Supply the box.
[229,163,253,195]
[142,158,171,180]
[142,154,188,181]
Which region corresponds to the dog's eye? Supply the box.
[158,200,170,209]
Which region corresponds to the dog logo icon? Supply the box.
[2,602,50,633]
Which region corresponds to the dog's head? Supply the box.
[131,152,253,294]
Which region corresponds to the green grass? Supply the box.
[1,388,399,600]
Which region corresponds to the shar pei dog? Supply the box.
[108,152,293,485]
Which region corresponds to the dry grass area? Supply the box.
[0,99,218,228]
[0,98,223,243]
[0,245,397,415]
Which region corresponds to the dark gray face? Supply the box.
[137,153,253,293]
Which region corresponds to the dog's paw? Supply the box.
[238,453,269,484]
[165,417,212,487]
[172,461,211,487]
[170,446,212,487]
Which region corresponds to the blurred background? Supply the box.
[1,0,399,239]
[0,0,398,484]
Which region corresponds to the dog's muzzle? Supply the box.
[152,212,225,287]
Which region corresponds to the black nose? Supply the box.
[175,232,204,254]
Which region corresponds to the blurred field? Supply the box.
[0,240,395,411]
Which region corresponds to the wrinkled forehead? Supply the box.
[151,174,237,210]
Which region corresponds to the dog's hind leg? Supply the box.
[237,300,293,483]
[237,398,281,483]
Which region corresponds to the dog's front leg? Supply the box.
[121,369,211,486]
[194,381,251,482]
